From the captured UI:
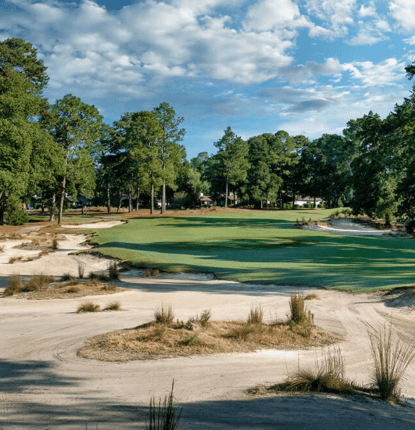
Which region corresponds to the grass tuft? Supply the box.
[367,324,415,402]
[4,274,24,296]
[65,287,80,294]
[88,272,109,282]
[0,245,4,253]
[247,305,264,325]
[145,267,160,277]
[104,301,122,311]
[305,294,320,300]
[77,260,86,279]
[147,380,181,430]
[284,346,353,394]
[154,304,175,325]
[76,301,101,313]
[61,273,75,282]
[101,283,117,291]
[23,274,54,292]
[9,256,23,264]
[108,261,120,280]
[52,238,59,250]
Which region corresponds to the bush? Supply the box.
[318,203,325,209]
[247,305,264,325]
[147,381,181,430]
[145,267,160,277]
[154,305,175,325]
[108,261,120,280]
[6,197,29,226]
[367,324,415,402]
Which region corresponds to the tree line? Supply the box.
[2,38,415,232]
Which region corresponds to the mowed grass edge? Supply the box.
[88,209,415,291]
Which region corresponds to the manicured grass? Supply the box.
[89,209,415,291]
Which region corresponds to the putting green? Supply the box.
[89,210,415,291]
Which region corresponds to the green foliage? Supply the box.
[6,195,28,225]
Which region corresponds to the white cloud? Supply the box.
[390,0,415,30]
[358,3,377,18]
[243,0,311,32]
[348,20,390,45]
[341,58,406,87]
[404,36,415,45]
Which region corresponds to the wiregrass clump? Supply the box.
[247,305,264,325]
[61,273,75,282]
[104,301,122,311]
[76,301,101,313]
[145,267,160,277]
[23,274,54,292]
[284,347,353,394]
[52,238,59,250]
[147,381,181,430]
[108,261,120,280]
[77,261,86,279]
[367,324,415,402]
[9,256,23,264]
[154,305,175,325]
[4,274,24,297]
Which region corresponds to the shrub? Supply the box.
[108,261,120,280]
[4,274,24,296]
[7,200,29,226]
[154,305,175,325]
[147,381,181,430]
[318,203,325,209]
[247,305,264,325]
[367,324,415,402]
[104,301,122,311]
[77,261,86,279]
[76,301,101,313]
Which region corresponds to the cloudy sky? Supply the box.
[1,0,415,159]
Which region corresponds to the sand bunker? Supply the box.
[62,220,126,229]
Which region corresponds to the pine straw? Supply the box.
[6,279,127,300]
[77,321,344,362]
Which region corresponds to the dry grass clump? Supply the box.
[4,274,24,297]
[155,305,175,325]
[145,267,160,277]
[101,284,117,291]
[104,301,122,311]
[289,292,314,337]
[247,305,264,325]
[23,274,54,292]
[147,381,181,430]
[88,272,109,282]
[52,238,59,250]
[283,347,354,394]
[0,245,4,253]
[61,273,75,282]
[305,294,320,300]
[76,301,101,313]
[9,256,23,264]
[367,324,415,402]
[4,274,54,296]
[108,261,120,280]
[65,287,80,294]
[77,261,86,279]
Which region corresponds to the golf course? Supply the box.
[90,209,415,291]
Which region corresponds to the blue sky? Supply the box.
[1,0,415,159]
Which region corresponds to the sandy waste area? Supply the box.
[1,221,415,429]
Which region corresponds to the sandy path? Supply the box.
[1,235,415,428]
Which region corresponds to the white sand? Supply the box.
[1,233,415,428]
[62,220,126,229]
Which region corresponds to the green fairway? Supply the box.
[88,210,415,291]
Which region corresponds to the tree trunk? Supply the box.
[225,176,229,208]
[128,186,132,212]
[49,192,55,222]
[161,178,166,214]
[136,185,140,211]
[117,191,122,212]
[150,183,154,214]
[106,183,111,214]
[58,174,66,225]
[260,200,263,209]
[313,196,316,209]
[292,193,295,209]
[0,192,7,225]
